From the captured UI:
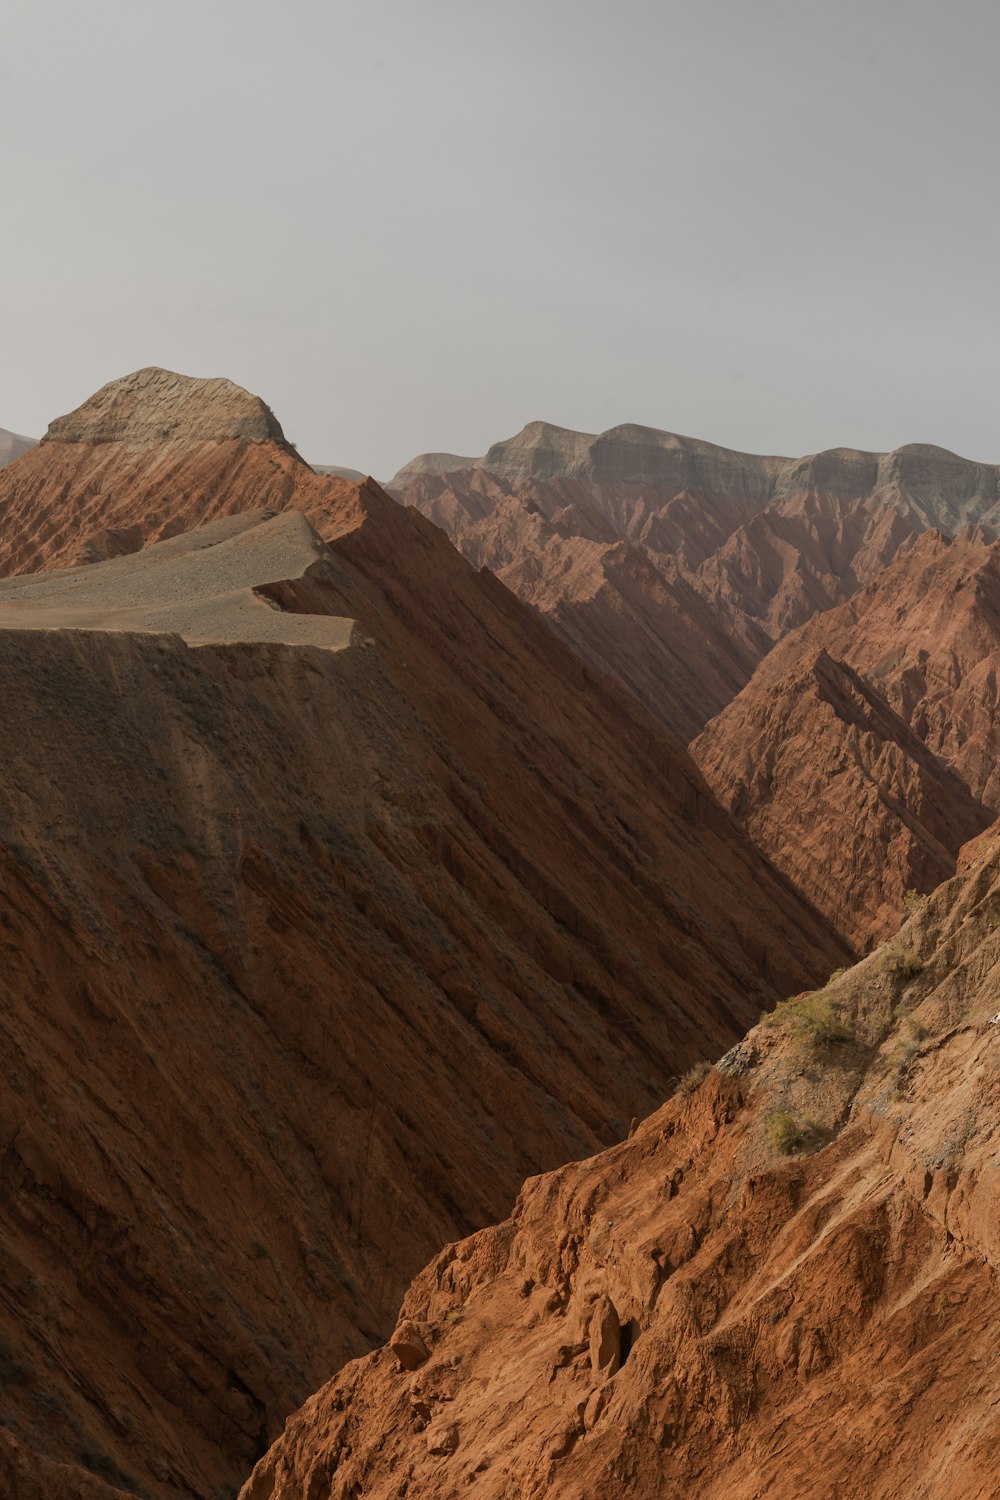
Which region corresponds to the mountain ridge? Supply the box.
[0,368,846,1498]
[392,423,1000,739]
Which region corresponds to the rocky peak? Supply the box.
[43,367,295,451]
[480,421,598,482]
[390,450,483,484]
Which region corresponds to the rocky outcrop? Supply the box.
[243,848,1000,1500]
[460,421,789,497]
[391,450,480,482]
[693,531,1000,946]
[44,366,291,447]
[0,369,332,578]
[697,445,1000,640]
[0,372,845,1497]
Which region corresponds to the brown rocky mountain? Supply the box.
[0,426,36,467]
[244,848,1000,1500]
[693,530,1000,948]
[393,424,1000,737]
[392,426,783,737]
[394,467,763,741]
[0,367,349,577]
[0,370,844,1498]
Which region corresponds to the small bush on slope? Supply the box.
[766,1110,820,1154]
[762,991,855,1055]
[677,1062,712,1096]
[878,944,923,982]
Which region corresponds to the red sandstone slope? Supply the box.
[394,428,1000,736]
[775,529,1000,808]
[693,532,1000,947]
[395,441,778,736]
[243,853,1000,1500]
[0,372,845,1498]
[396,469,762,740]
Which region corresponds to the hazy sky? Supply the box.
[2,0,998,475]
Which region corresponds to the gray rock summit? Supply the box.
[44,366,293,449]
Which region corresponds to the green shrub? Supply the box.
[677,1061,711,1096]
[762,992,854,1054]
[768,1111,807,1154]
[879,944,923,982]
[902,888,924,916]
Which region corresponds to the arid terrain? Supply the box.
[693,530,1000,947]
[1,370,997,1500]
[0,371,843,1499]
[245,843,1000,1500]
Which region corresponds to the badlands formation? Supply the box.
[396,425,1000,945]
[246,850,1000,1499]
[0,371,841,1498]
[393,424,1000,739]
[694,530,1000,948]
[1,370,998,1499]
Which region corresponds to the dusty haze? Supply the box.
[3,0,999,474]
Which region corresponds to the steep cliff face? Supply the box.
[394,426,1000,736]
[393,426,786,736]
[0,373,845,1498]
[243,848,1000,1500]
[693,532,1000,947]
[394,469,763,741]
[783,530,1000,809]
[701,444,1000,641]
[692,647,991,949]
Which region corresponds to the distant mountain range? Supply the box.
[393,422,1000,732]
[0,425,36,466]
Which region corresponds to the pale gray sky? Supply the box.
[2,0,998,475]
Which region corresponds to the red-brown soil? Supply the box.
[694,531,1000,947]
[393,467,763,741]
[244,852,1000,1500]
[0,371,845,1497]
